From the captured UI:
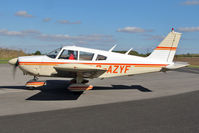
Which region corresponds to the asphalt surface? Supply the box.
[1,90,199,133]
[0,64,199,132]
[1,64,199,116]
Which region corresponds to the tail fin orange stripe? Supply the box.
[155,46,177,50]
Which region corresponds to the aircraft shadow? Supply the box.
[26,80,83,101]
[93,85,152,92]
[0,80,151,101]
[26,90,83,101]
[0,80,83,101]
[172,67,199,74]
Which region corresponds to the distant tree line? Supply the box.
[175,53,199,57]
[0,48,27,59]
[27,50,199,57]
[114,50,199,57]
[33,50,42,55]
[1,47,198,59]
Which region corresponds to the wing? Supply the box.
[54,63,107,78]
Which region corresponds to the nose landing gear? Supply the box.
[25,76,46,88]
[33,76,39,81]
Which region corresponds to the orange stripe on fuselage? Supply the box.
[155,46,177,50]
[19,62,168,67]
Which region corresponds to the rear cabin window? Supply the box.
[96,54,107,61]
[79,51,94,61]
[58,50,78,60]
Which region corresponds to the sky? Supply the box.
[0,0,199,54]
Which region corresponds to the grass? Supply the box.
[0,58,12,64]
[188,65,199,68]
[0,60,9,64]
[0,60,8,64]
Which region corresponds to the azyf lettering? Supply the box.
[106,65,131,73]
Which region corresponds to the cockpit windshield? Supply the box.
[47,48,61,59]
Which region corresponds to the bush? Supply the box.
[34,51,41,55]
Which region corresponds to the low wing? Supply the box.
[54,64,107,78]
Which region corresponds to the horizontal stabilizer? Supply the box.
[161,62,189,72]
[165,62,189,69]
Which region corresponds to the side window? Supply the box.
[79,51,94,61]
[96,54,107,61]
[59,50,78,60]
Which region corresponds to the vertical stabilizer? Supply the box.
[147,29,182,63]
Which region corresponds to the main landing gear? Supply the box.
[68,75,93,92]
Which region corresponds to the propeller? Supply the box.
[8,58,19,78]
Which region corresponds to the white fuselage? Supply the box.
[18,46,169,78]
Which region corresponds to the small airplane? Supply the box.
[9,28,188,91]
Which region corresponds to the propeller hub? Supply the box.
[8,58,18,65]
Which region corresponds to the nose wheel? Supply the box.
[25,76,46,88]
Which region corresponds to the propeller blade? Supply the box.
[9,58,19,79]
[13,65,17,79]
